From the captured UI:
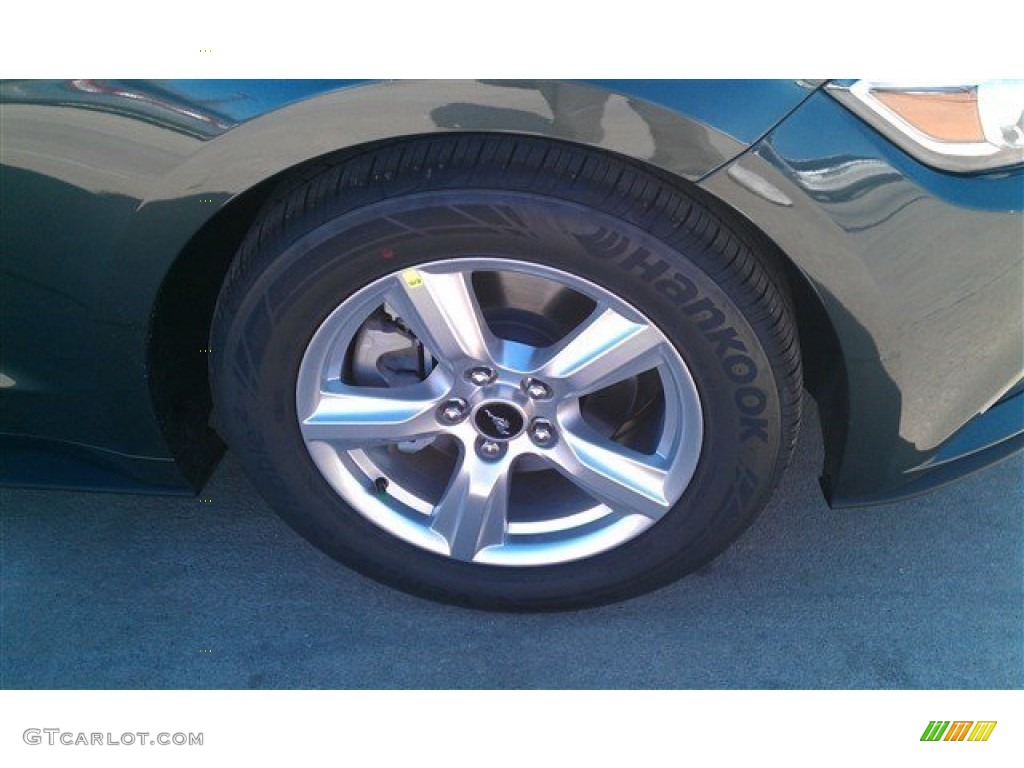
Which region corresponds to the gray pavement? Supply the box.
[2,399,1021,689]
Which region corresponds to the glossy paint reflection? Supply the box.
[0,80,812,489]
[701,91,1023,503]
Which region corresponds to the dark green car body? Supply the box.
[1,79,1022,506]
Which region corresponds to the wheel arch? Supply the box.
[675,188,849,495]
[146,99,842,495]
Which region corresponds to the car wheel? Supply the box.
[210,135,802,610]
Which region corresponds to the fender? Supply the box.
[0,79,817,489]
[699,90,1024,504]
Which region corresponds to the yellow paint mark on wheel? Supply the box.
[402,269,423,288]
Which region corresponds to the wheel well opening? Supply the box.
[147,177,278,488]
[146,139,406,488]
[147,132,849,493]
[683,185,849,490]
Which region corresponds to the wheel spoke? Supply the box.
[552,420,673,520]
[386,269,495,366]
[429,451,511,561]
[537,306,667,396]
[300,378,448,447]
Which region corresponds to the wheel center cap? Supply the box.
[474,401,525,441]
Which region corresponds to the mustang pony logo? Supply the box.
[483,408,512,437]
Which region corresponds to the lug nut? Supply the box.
[438,397,469,424]
[529,418,557,447]
[466,366,496,386]
[522,377,552,400]
[476,438,506,461]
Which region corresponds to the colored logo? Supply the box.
[920,721,997,742]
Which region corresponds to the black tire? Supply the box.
[210,135,802,610]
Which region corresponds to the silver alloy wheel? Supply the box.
[295,258,703,567]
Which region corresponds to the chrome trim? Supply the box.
[827,80,1024,173]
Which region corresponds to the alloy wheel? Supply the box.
[295,258,704,567]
